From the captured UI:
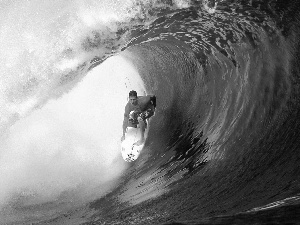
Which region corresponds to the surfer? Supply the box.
[121,90,156,145]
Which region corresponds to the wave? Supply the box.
[0,0,300,224]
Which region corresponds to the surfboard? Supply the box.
[121,126,148,162]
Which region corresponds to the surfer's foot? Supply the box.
[134,138,145,146]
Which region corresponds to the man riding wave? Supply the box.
[121,90,156,145]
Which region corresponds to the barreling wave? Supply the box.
[85,2,300,224]
[1,0,300,224]
[121,5,292,169]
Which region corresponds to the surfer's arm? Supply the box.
[144,104,155,119]
[149,95,156,108]
[122,114,128,136]
[122,104,130,136]
[145,95,156,119]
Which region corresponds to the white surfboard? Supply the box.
[121,125,148,162]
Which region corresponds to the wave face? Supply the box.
[1,0,300,224]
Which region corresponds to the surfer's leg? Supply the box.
[140,120,145,140]
[135,119,145,145]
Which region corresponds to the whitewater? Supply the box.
[0,0,300,224]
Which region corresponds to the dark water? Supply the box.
[77,1,300,224]
[2,0,300,224]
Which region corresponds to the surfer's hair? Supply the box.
[129,90,137,97]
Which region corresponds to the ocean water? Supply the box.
[0,0,300,224]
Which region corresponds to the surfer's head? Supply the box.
[129,90,138,105]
